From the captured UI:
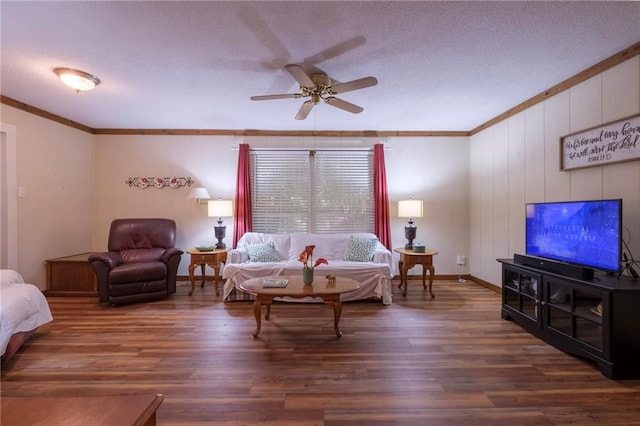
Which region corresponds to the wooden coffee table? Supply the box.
[238,275,359,338]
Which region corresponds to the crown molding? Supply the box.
[90,128,469,137]
[0,95,95,134]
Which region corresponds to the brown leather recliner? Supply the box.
[89,218,183,305]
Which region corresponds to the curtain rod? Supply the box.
[230,146,390,151]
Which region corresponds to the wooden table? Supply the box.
[394,247,439,297]
[239,275,360,338]
[187,248,228,296]
[45,252,98,296]
[0,393,163,426]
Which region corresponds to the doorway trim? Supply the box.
[1,122,18,270]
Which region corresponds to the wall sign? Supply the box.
[560,113,640,171]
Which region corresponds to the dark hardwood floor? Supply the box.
[2,279,640,425]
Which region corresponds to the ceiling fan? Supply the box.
[250,64,378,120]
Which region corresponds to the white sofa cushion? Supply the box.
[288,232,383,262]
[245,242,280,262]
[234,232,291,262]
[343,235,379,262]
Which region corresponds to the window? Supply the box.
[250,150,374,233]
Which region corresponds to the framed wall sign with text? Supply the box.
[560,113,640,171]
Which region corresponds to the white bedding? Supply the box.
[1,270,53,356]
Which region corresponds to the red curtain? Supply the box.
[233,143,252,248]
[374,143,392,250]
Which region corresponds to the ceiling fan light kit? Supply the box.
[54,67,101,92]
[251,63,377,120]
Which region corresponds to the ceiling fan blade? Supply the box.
[285,64,315,88]
[295,100,315,120]
[324,97,363,114]
[330,76,378,94]
[250,93,302,101]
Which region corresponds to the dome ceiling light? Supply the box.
[54,67,100,92]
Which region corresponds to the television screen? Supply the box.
[526,199,622,273]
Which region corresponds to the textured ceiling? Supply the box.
[1,1,639,132]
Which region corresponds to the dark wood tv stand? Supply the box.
[498,259,640,379]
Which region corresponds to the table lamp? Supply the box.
[208,199,233,249]
[398,199,423,250]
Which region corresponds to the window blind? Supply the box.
[251,152,309,233]
[250,150,374,234]
[312,151,374,233]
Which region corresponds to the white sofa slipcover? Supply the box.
[222,232,393,304]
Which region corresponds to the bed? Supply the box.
[1,269,53,363]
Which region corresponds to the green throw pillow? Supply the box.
[343,236,378,262]
[246,242,280,262]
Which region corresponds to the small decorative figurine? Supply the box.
[326,274,336,286]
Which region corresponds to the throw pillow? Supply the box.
[246,242,280,262]
[343,236,378,262]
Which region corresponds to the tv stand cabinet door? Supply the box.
[501,264,542,332]
[542,275,608,361]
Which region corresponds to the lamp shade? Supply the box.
[398,199,423,218]
[208,199,233,218]
[187,187,211,200]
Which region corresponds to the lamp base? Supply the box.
[214,223,226,250]
[404,221,416,251]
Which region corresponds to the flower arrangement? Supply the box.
[298,245,328,270]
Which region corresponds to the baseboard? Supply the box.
[392,274,470,281]
[468,275,501,293]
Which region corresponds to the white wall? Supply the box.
[469,56,640,286]
[93,134,239,271]
[0,105,94,287]
[94,135,471,277]
[1,100,471,288]
[385,137,470,275]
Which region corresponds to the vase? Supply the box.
[302,268,314,285]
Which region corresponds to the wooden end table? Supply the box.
[394,247,439,297]
[238,275,360,338]
[45,252,98,296]
[187,248,228,296]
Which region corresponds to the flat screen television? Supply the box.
[525,199,622,273]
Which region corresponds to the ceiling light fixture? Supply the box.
[54,67,100,92]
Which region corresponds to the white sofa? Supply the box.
[222,232,394,304]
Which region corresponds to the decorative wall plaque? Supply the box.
[125,176,193,188]
[560,113,640,171]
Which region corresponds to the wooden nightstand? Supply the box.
[394,247,439,297]
[187,248,228,296]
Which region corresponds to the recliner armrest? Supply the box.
[161,247,184,263]
[88,252,122,269]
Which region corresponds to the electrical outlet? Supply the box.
[456,255,466,265]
